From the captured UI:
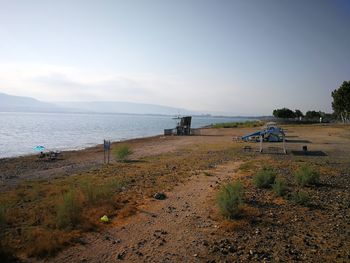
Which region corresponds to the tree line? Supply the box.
[273,81,350,123]
[272,108,329,119]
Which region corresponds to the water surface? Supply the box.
[0,112,254,158]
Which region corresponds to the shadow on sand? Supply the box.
[291,151,327,156]
[286,139,312,143]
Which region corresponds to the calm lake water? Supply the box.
[0,112,254,158]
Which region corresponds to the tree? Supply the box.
[294,109,304,118]
[332,81,350,123]
[273,108,296,118]
[305,110,322,119]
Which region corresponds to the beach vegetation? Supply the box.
[305,110,323,119]
[294,165,320,186]
[0,145,241,258]
[272,177,288,196]
[332,80,350,122]
[114,144,133,162]
[217,181,244,219]
[253,167,277,188]
[56,189,82,229]
[294,109,304,118]
[212,120,262,129]
[81,178,125,205]
[273,108,296,118]
[291,191,310,206]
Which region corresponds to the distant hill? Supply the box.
[56,101,194,115]
[0,92,195,115]
[0,92,63,112]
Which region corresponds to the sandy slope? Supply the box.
[36,162,240,263]
[1,124,350,262]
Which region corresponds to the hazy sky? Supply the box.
[0,0,349,115]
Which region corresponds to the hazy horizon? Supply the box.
[1,91,266,116]
[1,0,349,115]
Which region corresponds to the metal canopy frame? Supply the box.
[259,134,286,154]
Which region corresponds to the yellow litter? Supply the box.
[100,215,109,223]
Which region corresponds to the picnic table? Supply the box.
[37,151,61,161]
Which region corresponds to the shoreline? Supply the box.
[0,133,164,161]
[0,133,170,191]
[0,112,259,160]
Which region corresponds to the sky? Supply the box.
[0,0,349,115]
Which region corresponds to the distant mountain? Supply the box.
[0,92,195,115]
[56,101,195,115]
[0,92,63,112]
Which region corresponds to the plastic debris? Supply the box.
[100,215,109,223]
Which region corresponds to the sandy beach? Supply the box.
[0,124,350,262]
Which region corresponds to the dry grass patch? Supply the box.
[56,189,82,229]
[22,227,80,258]
[0,204,6,228]
[220,219,250,232]
[238,161,257,172]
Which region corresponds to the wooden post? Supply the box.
[103,140,106,164]
[259,135,263,153]
[107,140,110,164]
[283,134,286,154]
[103,140,111,164]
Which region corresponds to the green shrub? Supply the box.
[56,189,82,229]
[0,205,6,228]
[294,165,320,186]
[272,177,288,196]
[253,167,276,188]
[291,191,310,206]
[114,144,133,161]
[217,181,244,219]
[212,121,262,129]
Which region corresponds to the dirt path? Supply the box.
[36,162,239,263]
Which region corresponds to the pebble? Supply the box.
[116,250,126,260]
[154,192,167,200]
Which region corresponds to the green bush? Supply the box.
[217,181,244,219]
[291,191,310,206]
[253,168,276,188]
[212,121,262,129]
[294,165,320,186]
[56,189,82,229]
[272,177,288,196]
[114,144,133,161]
